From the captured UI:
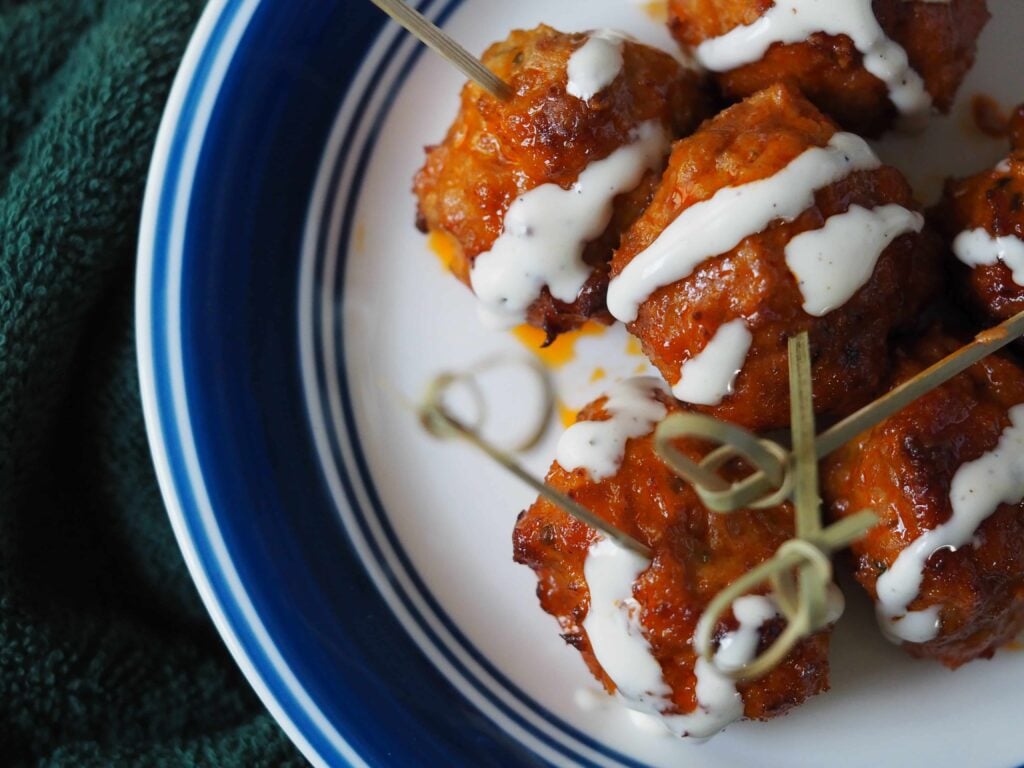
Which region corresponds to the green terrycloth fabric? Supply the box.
[0,1,305,764]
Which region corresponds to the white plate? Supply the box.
[306,2,1024,765]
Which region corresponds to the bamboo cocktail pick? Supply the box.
[367,0,513,100]
[417,309,1024,683]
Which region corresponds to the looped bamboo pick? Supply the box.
[416,310,1024,682]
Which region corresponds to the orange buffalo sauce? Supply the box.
[558,401,578,429]
[512,322,607,369]
[428,229,460,271]
[971,94,1010,139]
[640,0,668,22]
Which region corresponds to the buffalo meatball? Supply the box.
[607,83,940,431]
[935,105,1024,326]
[414,25,707,342]
[513,379,832,737]
[823,331,1024,668]
[668,0,990,136]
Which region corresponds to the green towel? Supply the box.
[0,1,305,764]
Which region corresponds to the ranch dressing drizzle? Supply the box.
[884,606,941,644]
[608,132,881,323]
[567,30,626,101]
[713,587,842,671]
[693,0,932,123]
[583,538,762,739]
[584,538,850,740]
[557,377,667,482]
[673,319,753,406]
[785,204,924,316]
[470,121,670,328]
[876,404,1024,643]
[953,228,1024,287]
[582,537,670,709]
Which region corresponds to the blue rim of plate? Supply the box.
[135,2,350,764]
[137,1,651,766]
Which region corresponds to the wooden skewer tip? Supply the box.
[367,0,513,100]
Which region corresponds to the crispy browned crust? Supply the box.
[822,331,1024,668]
[413,25,709,342]
[513,392,830,722]
[934,107,1024,325]
[611,84,940,431]
[668,0,990,136]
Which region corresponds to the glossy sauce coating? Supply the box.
[935,106,1024,324]
[413,25,707,342]
[822,332,1024,668]
[611,84,939,430]
[668,0,990,136]
[513,391,830,722]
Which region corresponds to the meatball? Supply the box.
[668,0,990,136]
[607,84,940,431]
[513,380,832,736]
[413,25,707,342]
[822,331,1024,668]
[934,105,1024,326]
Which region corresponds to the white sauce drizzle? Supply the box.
[556,377,667,482]
[607,132,881,323]
[693,0,932,123]
[673,319,753,406]
[883,607,941,644]
[582,538,750,738]
[785,204,924,317]
[713,595,783,673]
[567,30,626,101]
[953,228,1024,287]
[470,121,670,328]
[583,536,847,739]
[876,405,1024,643]
[582,537,668,706]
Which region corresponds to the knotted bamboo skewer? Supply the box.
[418,308,1024,681]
